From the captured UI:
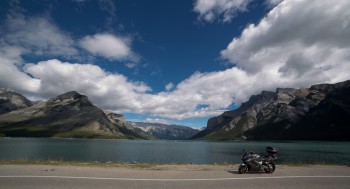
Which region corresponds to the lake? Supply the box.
[0,138,349,165]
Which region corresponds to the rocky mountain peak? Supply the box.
[51,91,84,101]
[47,91,92,107]
[240,91,276,109]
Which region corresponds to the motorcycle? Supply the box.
[238,146,278,174]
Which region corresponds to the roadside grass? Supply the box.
[0,159,159,168]
[279,161,349,167]
[0,159,232,167]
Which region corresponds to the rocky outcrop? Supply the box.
[0,91,149,139]
[0,88,33,115]
[131,122,200,140]
[105,112,154,139]
[192,80,350,140]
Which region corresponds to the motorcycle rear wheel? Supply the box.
[238,164,248,174]
[268,162,276,173]
[262,163,272,174]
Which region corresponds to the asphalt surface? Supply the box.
[0,164,349,189]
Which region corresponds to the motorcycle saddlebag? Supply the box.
[266,146,278,154]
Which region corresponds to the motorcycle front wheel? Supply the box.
[238,164,248,174]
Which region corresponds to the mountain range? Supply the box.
[0,89,198,139]
[1,80,349,140]
[192,80,350,141]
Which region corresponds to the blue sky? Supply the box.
[0,0,349,128]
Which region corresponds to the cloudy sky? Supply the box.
[0,0,349,128]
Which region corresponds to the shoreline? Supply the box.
[0,159,348,170]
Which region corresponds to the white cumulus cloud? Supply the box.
[19,60,245,119]
[0,12,77,95]
[79,33,136,61]
[141,68,251,119]
[220,0,350,101]
[24,59,151,111]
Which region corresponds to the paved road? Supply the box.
[0,164,349,189]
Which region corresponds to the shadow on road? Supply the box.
[227,170,239,174]
[227,170,270,175]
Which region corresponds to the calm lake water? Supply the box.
[0,138,349,165]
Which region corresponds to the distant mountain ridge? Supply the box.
[192,80,350,141]
[131,122,200,140]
